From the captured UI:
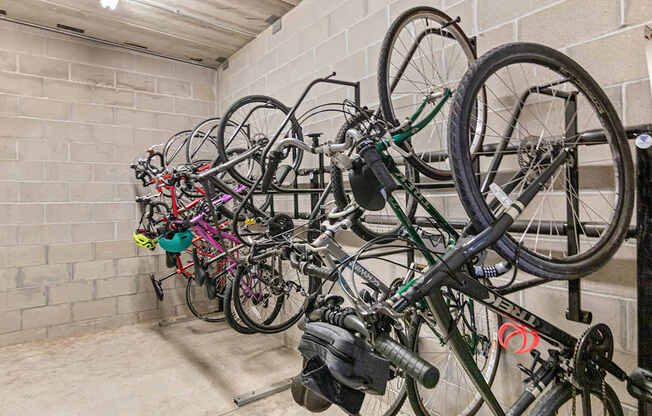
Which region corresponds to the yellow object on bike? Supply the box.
[133,231,157,250]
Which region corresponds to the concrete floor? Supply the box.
[0,319,342,416]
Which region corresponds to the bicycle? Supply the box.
[294,42,645,416]
[236,104,515,415]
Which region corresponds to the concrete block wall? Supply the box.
[217,0,651,412]
[0,21,217,347]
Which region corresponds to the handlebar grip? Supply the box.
[261,150,283,192]
[358,143,399,199]
[374,336,439,389]
[303,263,336,281]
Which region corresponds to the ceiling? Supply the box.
[0,0,301,68]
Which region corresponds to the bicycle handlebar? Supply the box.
[318,309,439,389]
[261,130,357,192]
[357,140,400,199]
[374,335,439,388]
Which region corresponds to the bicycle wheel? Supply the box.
[185,240,232,323]
[222,278,257,334]
[331,112,418,242]
[216,95,304,186]
[448,42,634,279]
[186,118,220,165]
[164,130,192,169]
[378,6,480,180]
[232,257,319,334]
[186,275,225,323]
[406,292,501,416]
[529,382,623,416]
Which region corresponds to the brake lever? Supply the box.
[370,300,404,320]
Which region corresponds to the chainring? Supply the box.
[573,323,614,389]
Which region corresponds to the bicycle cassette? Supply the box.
[573,323,614,389]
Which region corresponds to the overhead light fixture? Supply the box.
[100,0,119,10]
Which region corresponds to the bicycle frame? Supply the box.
[383,149,599,415]
[154,185,247,285]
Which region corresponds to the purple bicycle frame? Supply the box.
[187,185,245,272]
[185,185,266,303]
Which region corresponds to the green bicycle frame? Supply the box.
[375,133,485,347]
[370,87,484,346]
[390,88,451,144]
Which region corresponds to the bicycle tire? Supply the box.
[528,381,623,416]
[377,6,478,180]
[216,95,304,187]
[448,42,634,279]
[185,277,225,323]
[406,306,501,416]
[222,278,257,334]
[185,117,220,166]
[164,130,192,169]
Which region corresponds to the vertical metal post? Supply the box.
[308,133,322,241]
[269,190,275,216]
[637,137,652,414]
[564,93,592,324]
[353,81,361,107]
[292,148,299,219]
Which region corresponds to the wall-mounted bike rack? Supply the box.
[232,77,360,409]
[235,41,652,411]
[637,132,652,415]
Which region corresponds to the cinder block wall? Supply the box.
[0,21,217,346]
[217,0,651,413]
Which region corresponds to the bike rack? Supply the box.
[637,131,652,415]
[231,39,652,411]
[231,80,359,409]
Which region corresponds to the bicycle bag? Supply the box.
[295,321,390,414]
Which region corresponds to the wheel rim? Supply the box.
[458,52,629,268]
[381,9,480,178]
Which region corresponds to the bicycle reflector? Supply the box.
[158,230,193,253]
[133,231,158,250]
